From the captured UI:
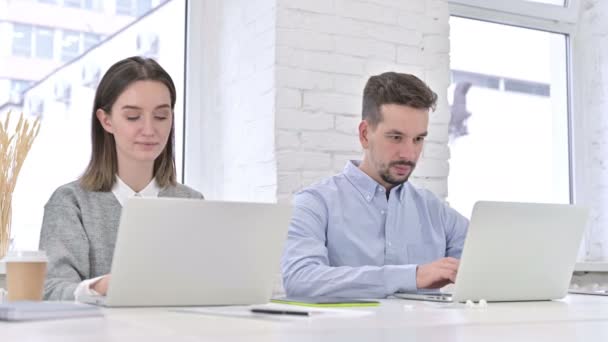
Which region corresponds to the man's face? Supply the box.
[359,104,429,188]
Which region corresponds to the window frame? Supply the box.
[183,0,205,190]
[448,0,589,265]
[449,0,580,24]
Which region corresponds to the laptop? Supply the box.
[81,197,291,307]
[395,201,589,303]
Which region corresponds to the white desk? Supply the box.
[2,295,608,341]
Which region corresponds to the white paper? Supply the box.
[174,302,374,321]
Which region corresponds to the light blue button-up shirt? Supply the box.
[281,161,469,298]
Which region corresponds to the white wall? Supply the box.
[192,0,452,203]
[274,0,452,201]
[192,0,277,202]
[576,0,608,261]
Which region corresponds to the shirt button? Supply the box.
[388,242,392,247]
[381,210,386,215]
[366,195,371,200]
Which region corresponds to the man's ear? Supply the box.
[359,120,370,149]
[96,109,113,134]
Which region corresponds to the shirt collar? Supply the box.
[343,160,405,202]
[111,176,161,207]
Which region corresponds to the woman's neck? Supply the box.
[117,157,154,193]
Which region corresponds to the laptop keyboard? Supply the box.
[569,284,608,296]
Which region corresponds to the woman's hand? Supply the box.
[90,274,111,295]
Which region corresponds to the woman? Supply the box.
[39,57,203,301]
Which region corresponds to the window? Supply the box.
[35,27,54,59]
[62,0,96,9]
[448,17,570,218]
[83,33,102,51]
[136,0,152,16]
[12,24,32,57]
[4,0,187,250]
[9,79,34,101]
[64,0,83,7]
[61,30,81,62]
[116,0,152,16]
[115,0,132,15]
[12,25,55,59]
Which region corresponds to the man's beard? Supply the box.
[379,160,416,185]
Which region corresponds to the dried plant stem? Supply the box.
[0,111,40,259]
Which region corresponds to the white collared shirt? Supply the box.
[111,175,161,207]
[74,176,160,302]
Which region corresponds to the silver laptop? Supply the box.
[82,197,291,307]
[395,201,589,303]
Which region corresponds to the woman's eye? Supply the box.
[126,116,139,121]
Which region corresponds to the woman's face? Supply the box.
[96,80,173,166]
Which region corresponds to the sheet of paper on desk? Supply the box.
[175,303,374,321]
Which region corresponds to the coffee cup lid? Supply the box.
[1,250,48,263]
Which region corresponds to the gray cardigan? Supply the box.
[39,180,204,300]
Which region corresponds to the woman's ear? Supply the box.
[96,109,113,134]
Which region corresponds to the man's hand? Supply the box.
[90,274,111,295]
[416,257,460,289]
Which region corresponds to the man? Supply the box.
[281,72,469,298]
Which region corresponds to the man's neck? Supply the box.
[358,159,395,193]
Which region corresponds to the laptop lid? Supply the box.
[451,201,588,302]
[104,198,291,307]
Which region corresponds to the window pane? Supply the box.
[83,33,102,51]
[3,0,187,250]
[9,79,34,101]
[12,24,32,57]
[136,0,152,16]
[115,0,133,15]
[63,0,83,8]
[35,27,54,59]
[61,30,81,62]
[84,0,95,10]
[448,17,570,218]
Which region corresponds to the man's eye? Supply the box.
[127,116,139,121]
[415,136,425,143]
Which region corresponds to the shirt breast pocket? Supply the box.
[407,243,441,265]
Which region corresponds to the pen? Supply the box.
[250,308,309,316]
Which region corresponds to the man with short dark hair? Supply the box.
[281,72,468,298]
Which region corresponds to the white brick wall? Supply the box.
[196,0,277,202]
[576,0,608,260]
[196,0,452,204]
[275,0,452,200]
